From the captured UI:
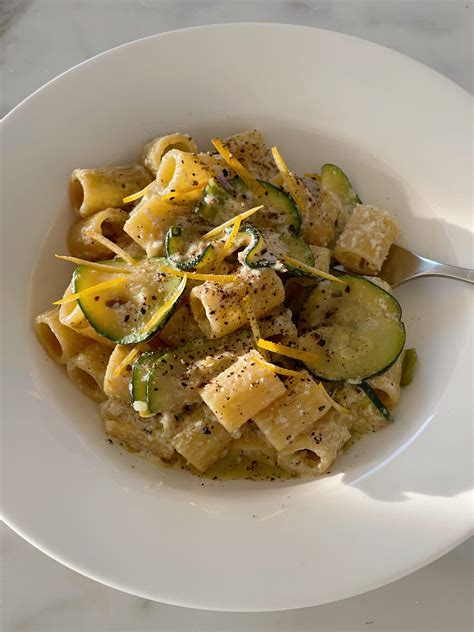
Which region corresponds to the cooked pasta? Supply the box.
[70,165,152,217]
[334,204,399,274]
[222,129,278,181]
[58,282,115,347]
[123,192,191,256]
[367,352,404,409]
[101,398,177,462]
[190,268,285,339]
[103,344,140,402]
[277,410,351,475]
[35,128,412,480]
[299,176,338,247]
[158,303,203,346]
[155,150,214,201]
[35,307,91,364]
[253,372,333,451]
[66,343,112,402]
[67,208,130,260]
[171,404,232,472]
[142,132,198,175]
[200,351,286,432]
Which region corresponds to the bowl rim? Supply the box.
[1,22,473,612]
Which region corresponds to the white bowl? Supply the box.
[1,24,472,611]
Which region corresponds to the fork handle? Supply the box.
[416,257,474,284]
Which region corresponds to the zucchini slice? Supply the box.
[320,164,361,236]
[145,330,253,415]
[197,176,301,233]
[297,274,405,381]
[73,258,185,344]
[359,382,392,420]
[233,225,314,270]
[401,348,417,386]
[321,164,361,208]
[165,225,215,271]
[130,351,161,416]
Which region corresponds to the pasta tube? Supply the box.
[67,208,129,260]
[200,350,286,433]
[70,165,152,217]
[141,132,198,175]
[190,268,285,339]
[334,204,399,274]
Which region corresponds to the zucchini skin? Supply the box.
[299,273,406,382]
[73,258,185,345]
[165,225,215,271]
[240,225,314,270]
[197,176,301,233]
[320,164,361,206]
[359,382,393,420]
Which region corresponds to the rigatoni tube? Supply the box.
[66,343,112,402]
[253,372,332,451]
[190,268,285,339]
[277,410,351,475]
[171,404,232,472]
[67,207,129,260]
[141,133,198,176]
[34,307,91,364]
[334,204,399,275]
[70,165,152,217]
[200,350,286,433]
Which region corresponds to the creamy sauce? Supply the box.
[196,449,295,481]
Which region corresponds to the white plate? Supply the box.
[1,24,472,611]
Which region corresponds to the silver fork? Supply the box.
[379,244,474,288]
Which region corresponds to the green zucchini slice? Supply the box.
[297,274,405,381]
[130,351,161,416]
[320,164,361,236]
[73,258,185,344]
[165,225,215,271]
[231,225,314,271]
[146,330,253,415]
[320,164,361,208]
[359,382,392,420]
[197,176,301,233]
[401,348,417,386]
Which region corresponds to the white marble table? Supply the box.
[1,1,473,630]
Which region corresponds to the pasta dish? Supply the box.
[34,130,416,479]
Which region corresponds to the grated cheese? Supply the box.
[271,146,307,210]
[283,256,346,284]
[203,205,264,240]
[53,276,127,305]
[132,400,151,417]
[139,275,187,335]
[257,338,322,365]
[211,138,266,197]
[84,230,137,266]
[55,254,133,274]
[159,266,238,283]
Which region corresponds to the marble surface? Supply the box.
[1,1,473,630]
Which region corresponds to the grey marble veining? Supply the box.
[2,522,473,632]
[1,1,472,117]
[1,1,473,630]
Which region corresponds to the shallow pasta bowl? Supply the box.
[1,23,472,611]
